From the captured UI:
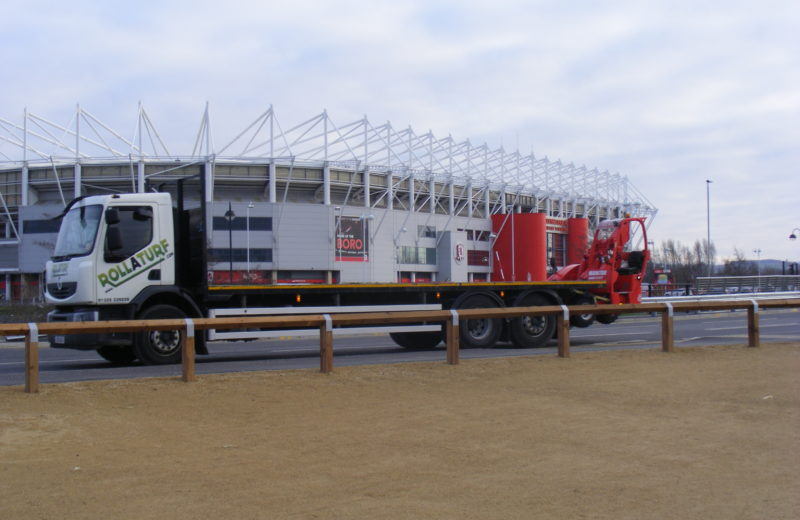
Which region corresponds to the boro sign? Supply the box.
[336,216,369,262]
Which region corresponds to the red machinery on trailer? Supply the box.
[548,216,650,307]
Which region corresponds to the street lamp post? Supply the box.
[789,228,800,240]
[393,225,407,283]
[706,179,713,278]
[359,214,374,281]
[246,202,254,279]
[224,203,236,284]
[334,206,342,262]
[488,232,498,282]
[753,248,762,291]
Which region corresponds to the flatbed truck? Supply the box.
[43,171,649,364]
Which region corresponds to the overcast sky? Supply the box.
[2,0,798,262]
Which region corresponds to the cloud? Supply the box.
[1,0,798,259]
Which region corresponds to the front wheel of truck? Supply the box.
[133,304,186,365]
[97,345,137,365]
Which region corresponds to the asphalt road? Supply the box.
[1,309,797,387]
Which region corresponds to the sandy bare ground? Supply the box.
[1,342,799,519]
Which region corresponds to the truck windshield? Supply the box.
[53,204,103,260]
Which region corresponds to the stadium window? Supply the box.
[417,225,436,238]
[467,250,489,266]
[22,219,62,234]
[212,216,272,231]
[396,246,437,265]
[208,248,273,262]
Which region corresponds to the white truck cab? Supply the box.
[44,193,180,363]
[46,193,176,306]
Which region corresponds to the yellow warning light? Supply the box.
[500,291,505,298]
[436,292,441,299]
[296,294,302,303]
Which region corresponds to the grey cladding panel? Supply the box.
[0,243,18,269]
[19,204,64,272]
[274,204,333,270]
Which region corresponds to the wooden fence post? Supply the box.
[557,305,570,358]
[446,310,460,365]
[747,300,760,348]
[320,314,333,373]
[661,303,674,353]
[182,319,196,382]
[25,323,39,394]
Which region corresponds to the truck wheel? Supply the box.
[97,345,137,365]
[570,296,596,328]
[510,294,555,348]
[596,313,618,325]
[133,304,186,365]
[389,331,442,349]
[456,294,502,348]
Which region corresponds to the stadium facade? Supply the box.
[0,105,657,301]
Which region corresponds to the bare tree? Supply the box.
[650,239,717,284]
[721,248,756,276]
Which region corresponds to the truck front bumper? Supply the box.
[47,307,133,350]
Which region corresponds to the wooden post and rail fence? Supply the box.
[2,298,798,394]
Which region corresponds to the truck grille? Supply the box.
[47,282,77,299]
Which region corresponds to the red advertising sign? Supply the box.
[336,216,369,262]
[545,217,568,234]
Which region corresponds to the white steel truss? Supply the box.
[0,104,657,224]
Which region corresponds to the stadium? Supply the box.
[0,105,657,301]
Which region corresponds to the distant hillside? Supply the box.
[756,259,798,272]
[712,259,799,275]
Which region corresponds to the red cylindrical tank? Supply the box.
[492,213,547,281]
[566,217,589,265]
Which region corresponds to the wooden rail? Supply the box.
[2,298,798,393]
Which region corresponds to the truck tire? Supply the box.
[133,304,186,365]
[509,294,555,348]
[456,294,503,348]
[97,345,137,365]
[596,313,618,325]
[570,295,596,328]
[389,331,442,349]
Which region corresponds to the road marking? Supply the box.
[706,323,795,331]
[268,345,395,354]
[0,357,100,367]
[760,323,800,328]
[572,331,653,337]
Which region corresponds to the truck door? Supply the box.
[95,204,175,303]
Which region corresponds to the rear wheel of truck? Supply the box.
[97,345,137,365]
[509,294,555,348]
[133,304,186,365]
[456,294,503,348]
[389,331,442,349]
[569,295,596,328]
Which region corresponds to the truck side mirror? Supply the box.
[105,208,120,225]
[106,227,123,254]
